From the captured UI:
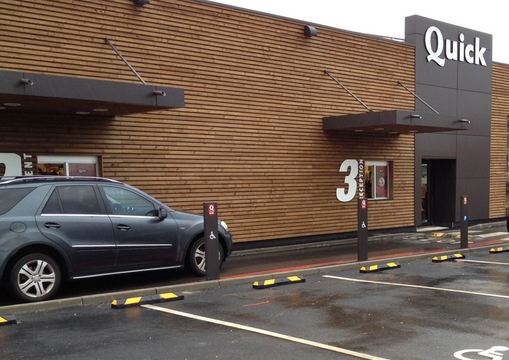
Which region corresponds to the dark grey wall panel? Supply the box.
[406,15,493,225]
[455,178,490,221]
[416,133,457,158]
[455,135,490,178]
[408,34,458,88]
[457,50,493,92]
[415,84,458,117]
[457,90,492,136]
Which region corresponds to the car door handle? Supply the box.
[116,224,131,231]
[44,222,61,229]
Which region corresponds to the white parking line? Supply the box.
[142,304,390,360]
[477,232,508,238]
[323,275,509,300]
[458,259,509,266]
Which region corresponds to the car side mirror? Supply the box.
[158,207,168,220]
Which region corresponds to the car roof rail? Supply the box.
[0,176,122,186]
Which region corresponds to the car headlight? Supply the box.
[220,221,228,231]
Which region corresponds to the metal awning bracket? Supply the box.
[104,37,147,85]
[397,81,439,115]
[323,69,373,112]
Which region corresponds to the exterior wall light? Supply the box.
[304,25,318,38]
[20,78,34,86]
[153,90,167,97]
[457,118,471,124]
[133,0,149,6]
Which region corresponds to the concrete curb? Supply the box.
[0,244,500,315]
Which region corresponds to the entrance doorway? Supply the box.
[421,159,456,227]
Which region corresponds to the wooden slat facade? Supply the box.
[490,63,509,219]
[0,0,430,243]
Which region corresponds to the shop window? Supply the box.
[365,161,391,200]
[37,155,99,176]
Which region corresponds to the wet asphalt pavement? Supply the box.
[2,247,509,359]
[0,224,507,306]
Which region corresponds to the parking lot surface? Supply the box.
[2,247,509,359]
[2,223,506,307]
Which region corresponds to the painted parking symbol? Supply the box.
[454,346,509,360]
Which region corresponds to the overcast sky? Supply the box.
[210,0,509,64]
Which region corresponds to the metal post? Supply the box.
[357,159,368,261]
[203,202,220,280]
[358,198,368,261]
[460,196,468,249]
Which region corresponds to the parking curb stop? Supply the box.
[252,276,305,289]
[0,315,17,326]
[360,262,400,273]
[489,246,509,254]
[432,253,465,263]
[111,292,184,309]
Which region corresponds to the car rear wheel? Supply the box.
[188,238,224,276]
[9,253,61,302]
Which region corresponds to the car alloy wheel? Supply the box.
[189,238,224,276]
[194,242,206,273]
[10,253,61,302]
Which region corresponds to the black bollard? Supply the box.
[203,202,220,280]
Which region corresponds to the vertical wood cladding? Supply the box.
[0,0,416,242]
[491,63,509,219]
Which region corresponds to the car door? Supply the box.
[36,184,117,277]
[99,185,178,270]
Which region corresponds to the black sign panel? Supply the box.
[357,159,368,261]
[203,202,220,280]
[460,195,469,249]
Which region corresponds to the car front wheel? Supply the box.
[9,253,61,302]
[188,238,224,276]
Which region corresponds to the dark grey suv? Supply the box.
[0,176,232,302]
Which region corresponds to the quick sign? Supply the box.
[425,26,487,67]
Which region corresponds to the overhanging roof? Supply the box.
[323,110,471,134]
[0,69,184,117]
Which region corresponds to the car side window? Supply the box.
[103,186,156,217]
[0,187,36,215]
[42,185,102,215]
[41,190,62,214]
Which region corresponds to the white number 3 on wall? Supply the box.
[336,159,358,202]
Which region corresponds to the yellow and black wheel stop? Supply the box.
[489,246,509,254]
[431,253,465,263]
[111,292,184,309]
[360,262,400,273]
[252,276,305,289]
[0,315,17,326]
